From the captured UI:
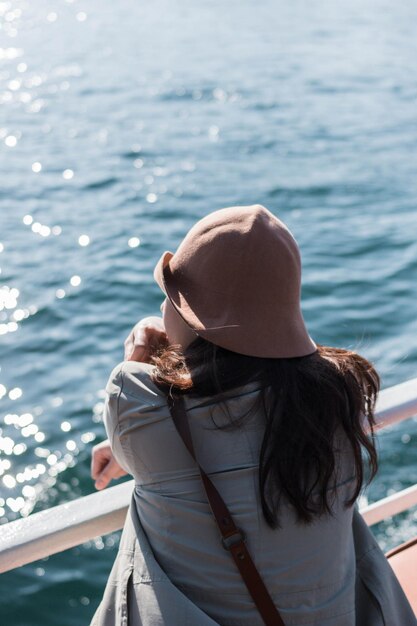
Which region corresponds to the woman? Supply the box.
[90,205,416,626]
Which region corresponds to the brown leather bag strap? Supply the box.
[167,393,286,626]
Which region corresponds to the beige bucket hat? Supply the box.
[154,204,317,358]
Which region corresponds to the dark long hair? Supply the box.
[150,339,379,528]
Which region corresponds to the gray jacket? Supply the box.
[90,361,416,626]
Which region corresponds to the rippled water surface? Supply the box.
[1,0,417,624]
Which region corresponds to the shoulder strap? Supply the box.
[167,393,286,626]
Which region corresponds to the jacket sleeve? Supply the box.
[102,360,169,479]
[102,362,129,474]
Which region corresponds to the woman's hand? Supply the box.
[91,439,128,490]
[124,315,168,362]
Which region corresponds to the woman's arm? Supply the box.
[91,439,128,489]
[91,315,168,490]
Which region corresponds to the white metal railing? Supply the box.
[361,483,417,527]
[0,376,416,574]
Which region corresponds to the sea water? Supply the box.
[1,0,417,623]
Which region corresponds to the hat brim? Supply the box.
[154,249,200,333]
[153,250,174,295]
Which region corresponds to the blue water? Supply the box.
[1,0,417,623]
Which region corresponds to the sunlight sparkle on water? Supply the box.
[5,135,17,147]
[81,432,96,444]
[63,168,74,180]
[0,436,14,455]
[25,74,43,88]
[0,460,11,473]
[17,413,33,427]
[39,225,51,237]
[28,99,46,113]
[31,162,42,172]
[0,322,18,334]
[78,234,90,246]
[180,161,196,172]
[0,286,19,310]
[22,485,36,498]
[21,424,38,437]
[35,447,50,458]
[208,125,219,140]
[153,166,168,176]
[3,475,16,489]
[8,387,22,400]
[70,275,81,287]
[128,237,140,248]
[6,497,25,512]
[13,308,29,321]
[0,48,23,60]
[8,79,21,91]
